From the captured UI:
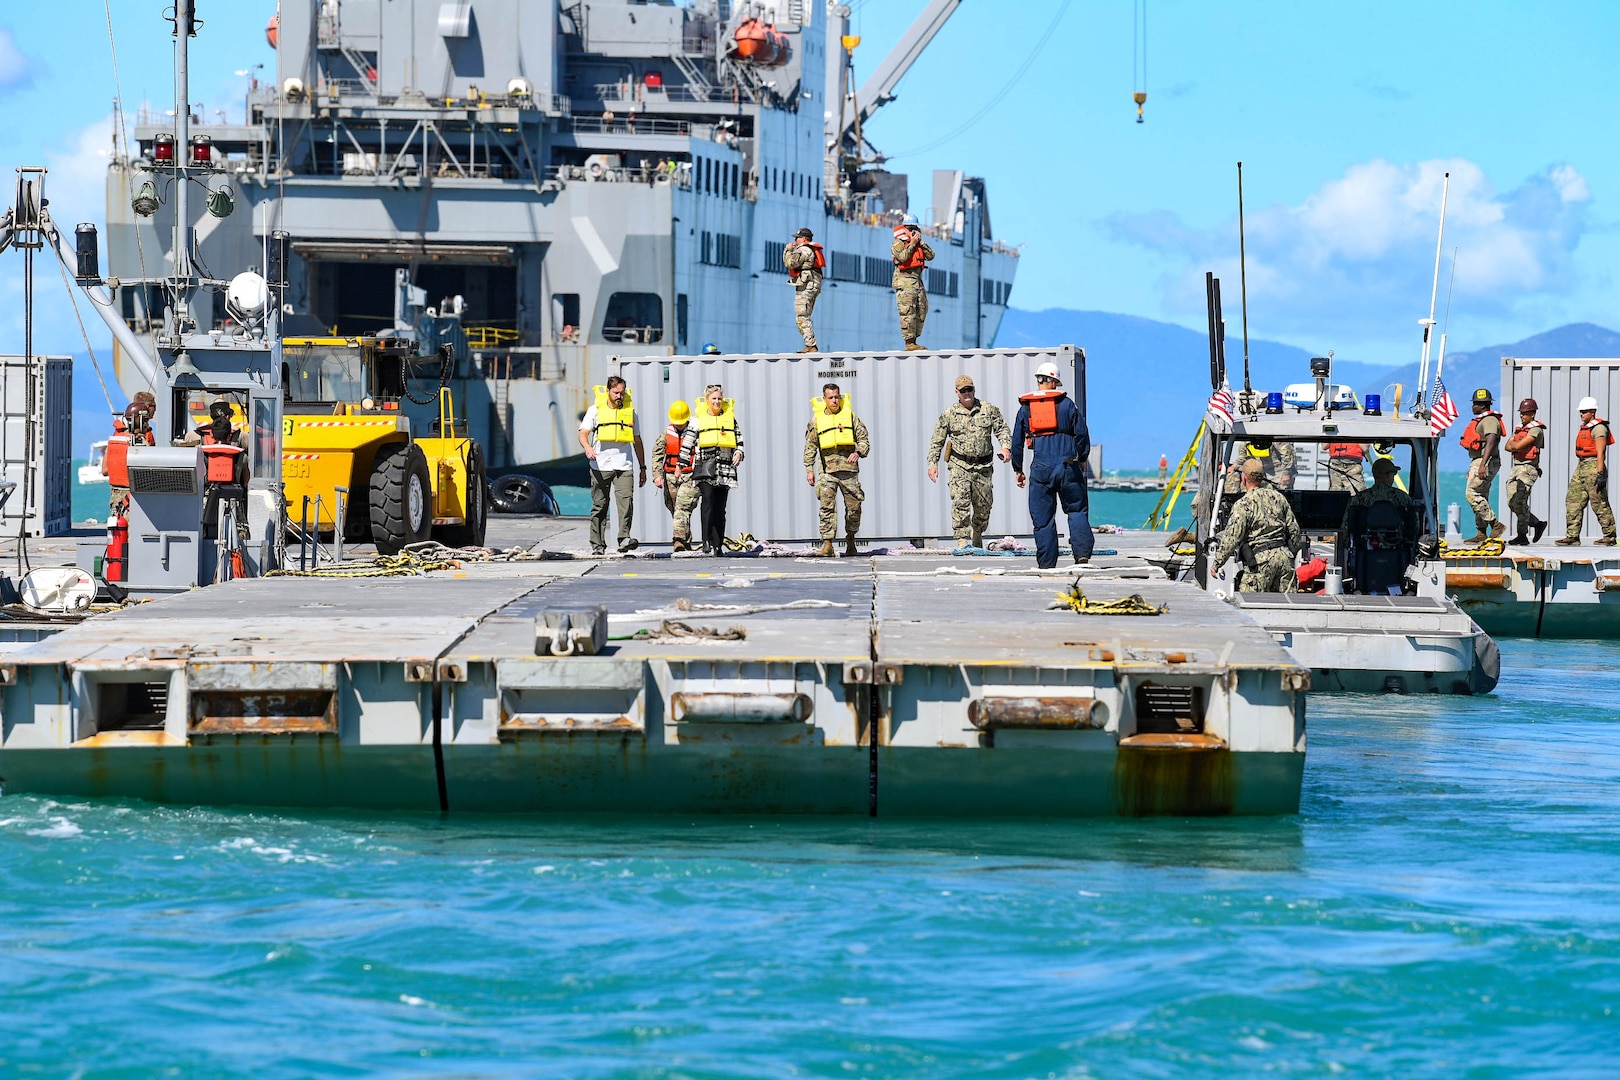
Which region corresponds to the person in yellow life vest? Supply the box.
[891,213,934,350]
[1459,387,1506,542]
[783,227,824,353]
[804,383,870,556]
[651,399,695,550]
[1555,396,1616,546]
[674,385,744,555]
[577,375,647,555]
[1503,397,1548,545]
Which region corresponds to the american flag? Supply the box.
[1208,387,1235,423]
[1430,377,1460,435]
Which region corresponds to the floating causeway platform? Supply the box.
[0,520,1306,816]
[1445,541,1620,638]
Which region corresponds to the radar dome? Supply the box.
[226,272,269,322]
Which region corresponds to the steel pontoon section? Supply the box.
[0,558,1306,816]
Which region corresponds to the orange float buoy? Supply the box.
[266,12,279,49]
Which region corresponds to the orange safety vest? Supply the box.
[1019,390,1066,441]
[1511,420,1545,463]
[1458,411,1502,453]
[1325,441,1364,460]
[892,227,927,271]
[106,433,131,487]
[1576,417,1613,458]
[787,240,825,280]
[663,427,691,474]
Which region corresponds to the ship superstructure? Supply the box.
[104,0,1020,473]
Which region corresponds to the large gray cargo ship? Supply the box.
[103,0,1020,480]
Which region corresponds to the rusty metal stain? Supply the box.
[967,696,1102,731]
[1113,743,1235,816]
[498,713,644,739]
[189,690,337,736]
[1117,732,1226,751]
[1447,571,1513,590]
[71,730,187,748]
[1164,652,1188,664]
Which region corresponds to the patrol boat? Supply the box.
[1192,280,1499,695]
[103,0,1021,486]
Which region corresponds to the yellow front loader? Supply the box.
[281,337,487,553]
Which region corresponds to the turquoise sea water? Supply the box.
[2,636,1617,1076]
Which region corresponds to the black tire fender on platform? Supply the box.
[369,442,433,554]
[490,473,547,515]
[436,444,489,547]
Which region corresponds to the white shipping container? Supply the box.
[1500,357,1620,538]
[615,346,1085,544]
[0,355,72,540]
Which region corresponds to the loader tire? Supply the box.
[369,442,432,555]
[436,444,489,548]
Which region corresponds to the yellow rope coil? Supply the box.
[1439,538,1506,559]
[266,551,462,579]
[1050,584,1167,616]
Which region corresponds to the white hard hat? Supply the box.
[1035,362,1061,382]
[1579,396,1600,412]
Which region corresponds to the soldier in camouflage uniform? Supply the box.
[891,215,935,351]
[782,228,823,353]
[1222,440,1297,494]
[1556,397,1617,546]
[1212,458,1304,592]
[1341,457,1414,528]
[927,374,1013,549]
[1503,397,1548,544]
[804,384,871,556]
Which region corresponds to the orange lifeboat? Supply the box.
[733,18,768,59]
[266,13,279,49]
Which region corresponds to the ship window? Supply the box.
[553,293,580,340]
[730,162,738,198]
[252,396,277,480]
[677,293,689,347]
[601,292,663,344]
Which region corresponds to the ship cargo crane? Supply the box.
[833,0,962,174]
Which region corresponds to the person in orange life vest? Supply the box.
[891,213,934,350]
[1555,396,1616,546]
[783,227,824,353]
[1503,397,1548,545]
[1012,362,1093,568]
[1325,440,1366,493]
[651,399,695,550]
[1459,387,1506,542]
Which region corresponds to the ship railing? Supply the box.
[589,83,715,106]
[547,163,692,189]
[572,115,693,137]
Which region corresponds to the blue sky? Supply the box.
[0,0,1614,369]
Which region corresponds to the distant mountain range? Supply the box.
[996,308,1402,469]
[997,309,1620,470]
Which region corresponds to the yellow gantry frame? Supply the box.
[415,386,475,527]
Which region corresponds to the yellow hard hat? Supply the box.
[668,400,691,423]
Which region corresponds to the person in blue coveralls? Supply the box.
[1012,362,1094,568]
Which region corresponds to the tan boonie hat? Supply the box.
[954,375,974,392]
[1241,458,1266,478]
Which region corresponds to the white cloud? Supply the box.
[1106,158,1592,346]
[0,28,32,92]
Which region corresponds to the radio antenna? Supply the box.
[1416,171,1451,411]
[1237,161,1252,395]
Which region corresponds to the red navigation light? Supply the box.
[190,135,213,165]
[153,133,175,162]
